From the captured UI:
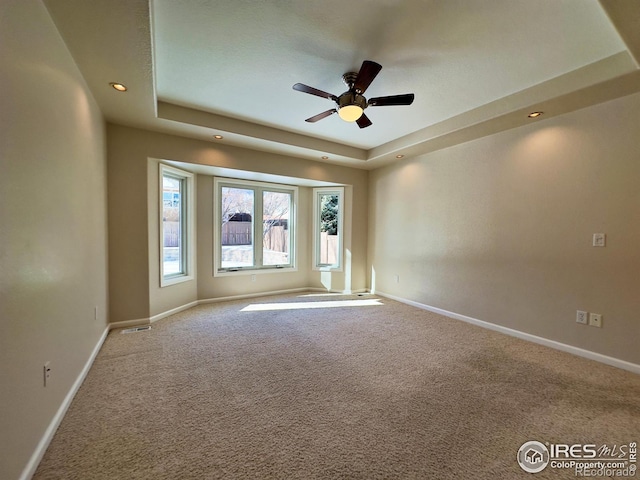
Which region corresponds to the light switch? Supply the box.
[592,233,606,247]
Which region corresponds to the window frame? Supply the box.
[159,164,194,287]
[313,186,344,272]
[214,177,297,276]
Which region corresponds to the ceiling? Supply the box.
[44,0,640,169]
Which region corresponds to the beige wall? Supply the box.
[369,92,640,365]
[107,129,150,323]
[0,1,109,479]
[107,125,369,323]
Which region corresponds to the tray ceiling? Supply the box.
[44,0,640,169]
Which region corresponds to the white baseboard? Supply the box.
[150,300,199,323]
[109,302,200,330]
[109,318,150,330]
[20,326,110,480]
[198,287,311,305]
[375,290,640,375]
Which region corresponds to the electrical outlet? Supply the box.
[44,362,51,387]
[589,313,602,328]
[576,310,588,325]
[394,275,400,283]
[250,274,256,282]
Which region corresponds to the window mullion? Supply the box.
[254,187,261,268]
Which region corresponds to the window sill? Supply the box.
[161,273,194,287]
[214,266,297,277]
[313,265,343,272]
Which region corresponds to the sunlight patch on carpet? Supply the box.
[240,299,383,311]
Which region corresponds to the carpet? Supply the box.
[33,293,640,479]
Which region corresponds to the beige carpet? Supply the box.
[34,293,640,479]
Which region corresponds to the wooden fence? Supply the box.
[222,221,252,245]
[163,221,180,247]
[221,222,290,253]
[320,232,338,264]
[263,225,288,253]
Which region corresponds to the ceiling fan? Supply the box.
[293,60,415,129]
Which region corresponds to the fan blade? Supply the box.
[293,83,338,101]
[368,93,415,106]
[354,60,382,94]
[305,109,337,123]
[356,113,372,129]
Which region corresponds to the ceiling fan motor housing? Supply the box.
[337,91,367,111]
[338,71,368,120]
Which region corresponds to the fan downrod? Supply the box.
[342,72,359,90]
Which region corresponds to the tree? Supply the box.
[320,194,338,235]
[221,187,253,225]
[262,191,290,241]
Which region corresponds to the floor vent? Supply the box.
[121,326,151,334]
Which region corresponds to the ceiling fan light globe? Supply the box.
[338,105,364,122]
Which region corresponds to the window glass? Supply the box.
[263,190,291,266]
[318,193,339,266]
[314,187,343,270]
[162,174,184,275]
[160,164,193,286]
[221,187,255,269]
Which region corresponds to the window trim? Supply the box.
[159,164,194,287]
[313,186,344,272]
[214,177,298,276]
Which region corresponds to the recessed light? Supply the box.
[396,154,404,159]
[213,135,223,140]
[109,82,127,92]
[321,156,329,160]
[528,111,543,118]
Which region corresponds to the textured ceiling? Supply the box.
[153,0,625,149]
[44,0,640,169]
